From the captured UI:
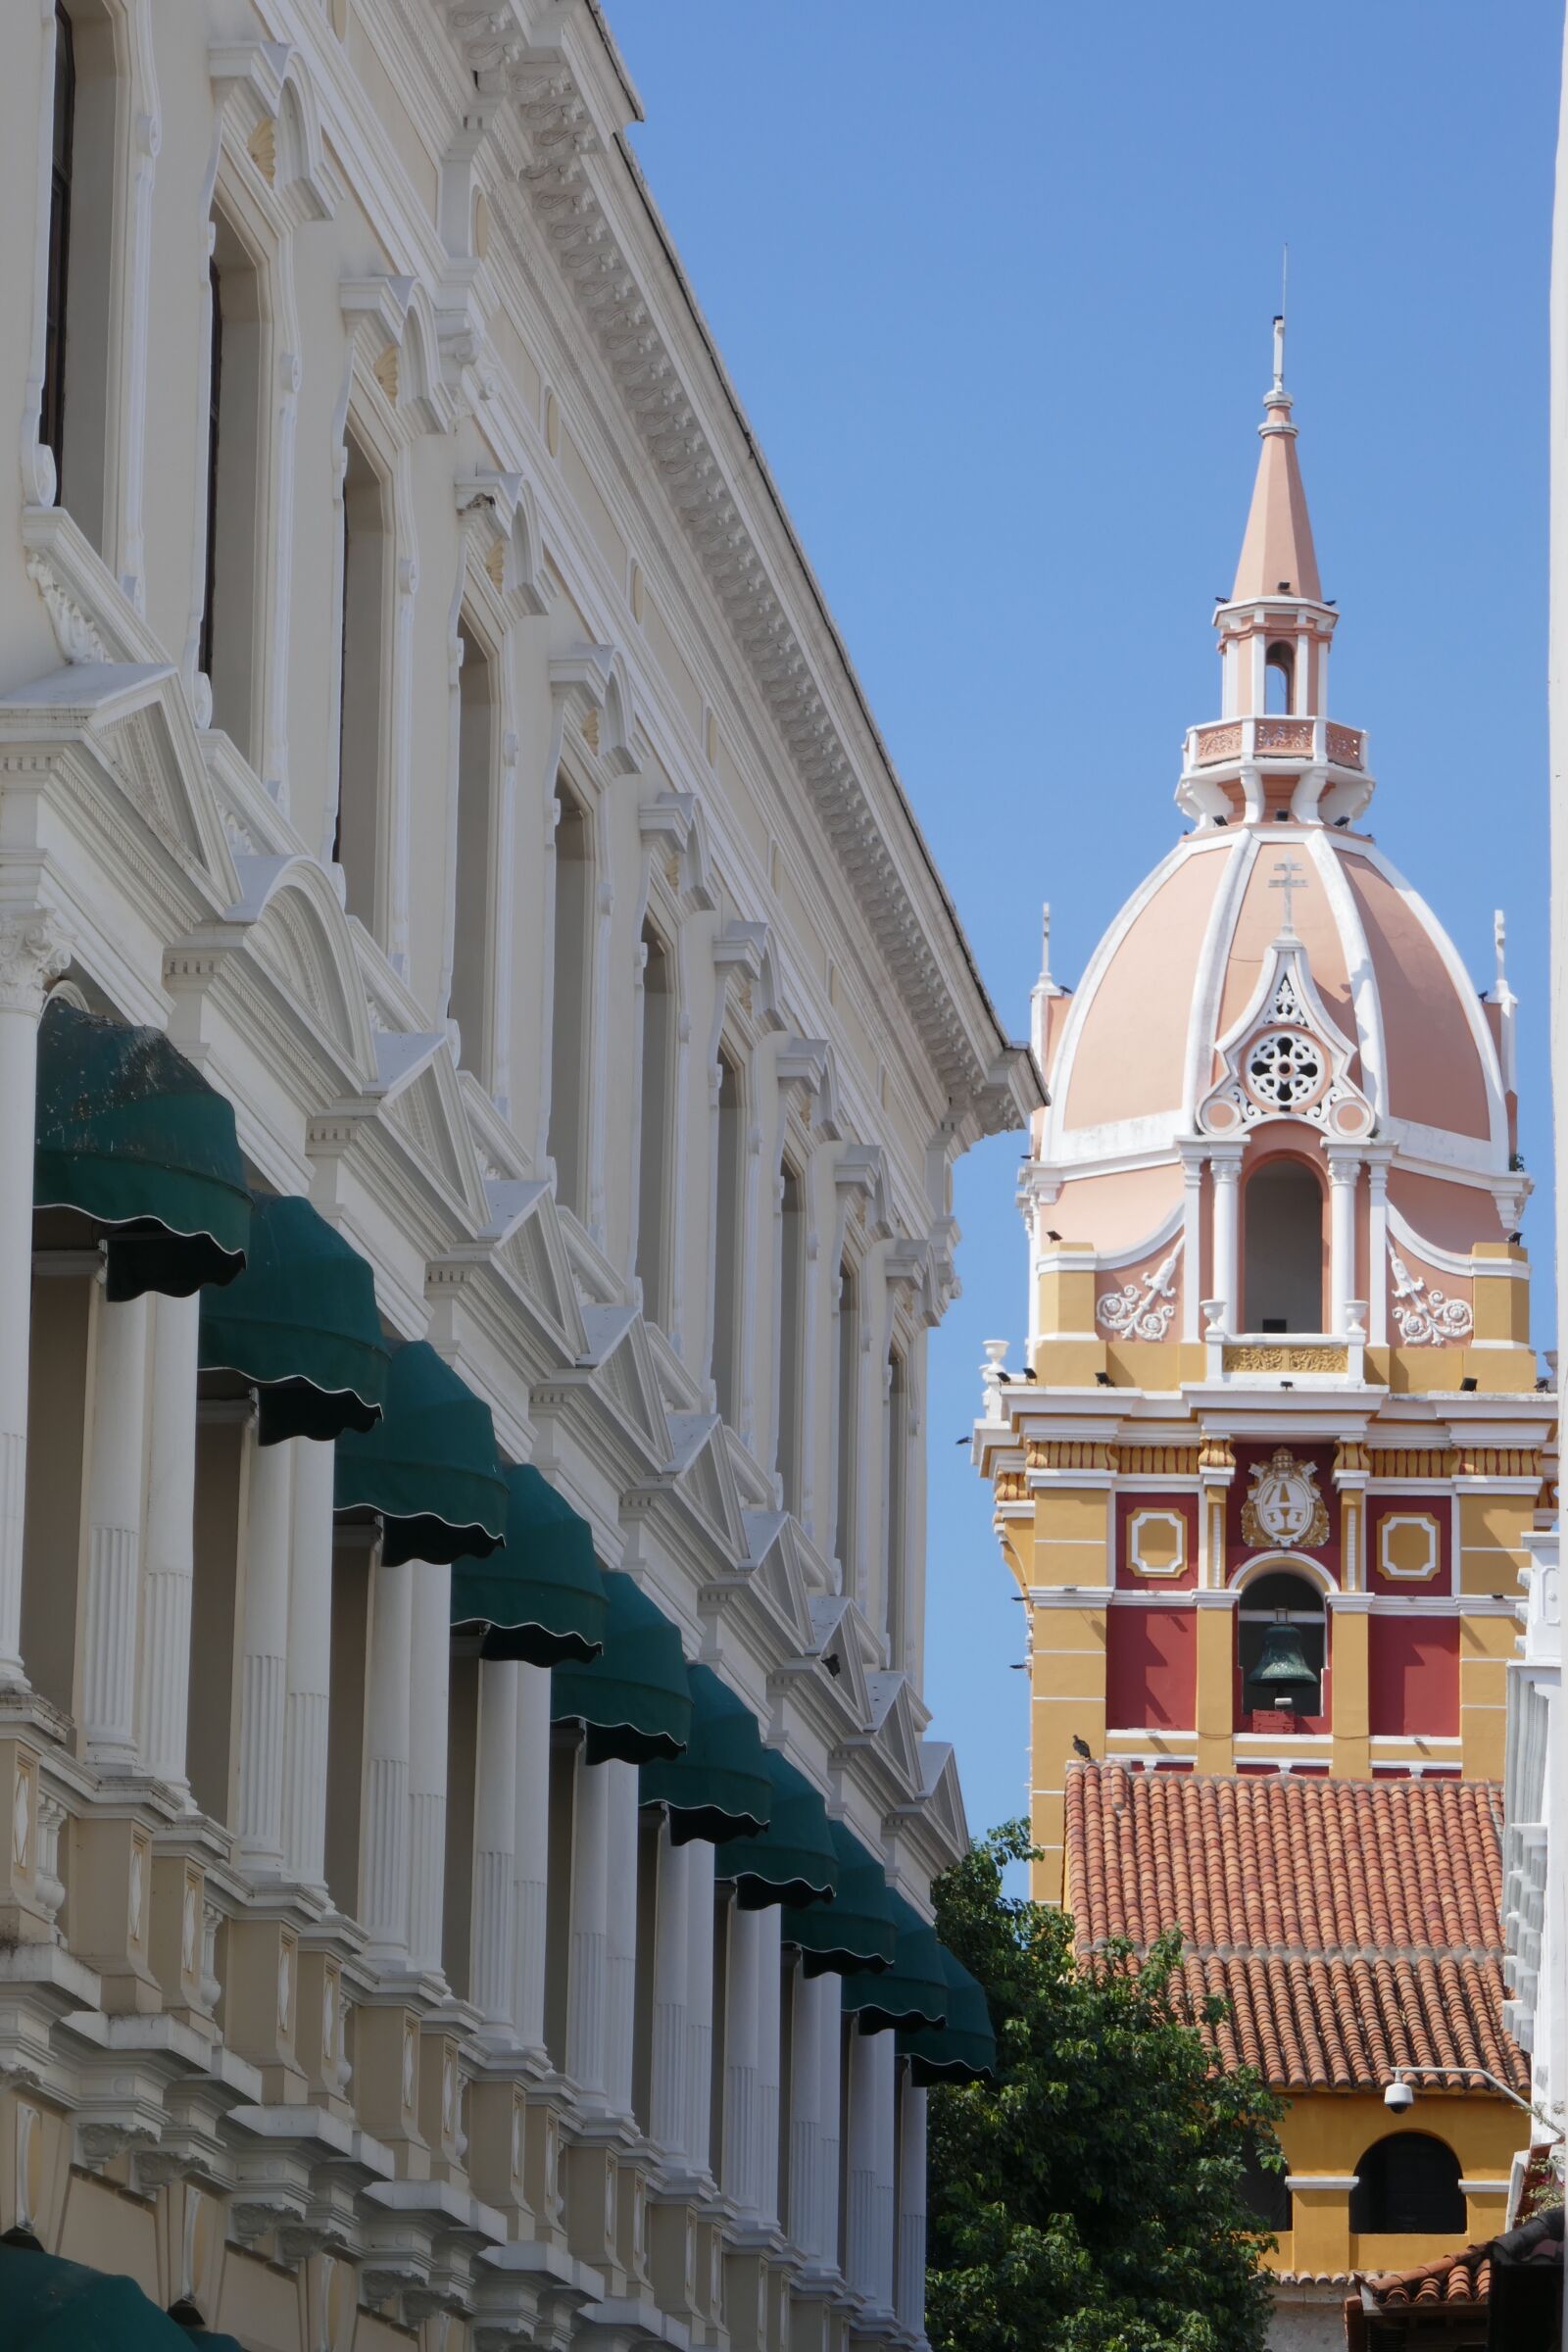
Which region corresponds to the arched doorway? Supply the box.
[1242,1155,1324,1334]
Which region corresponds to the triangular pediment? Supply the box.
[581,1306,670,1463]
[373,1033,489,1225]
[485,1179,588,1358]
[865,1672,923,1792]
[807,1596,872,1725]
[737,1512,817,1649]
[666,1413,748,1559]
[913,1740,969,1856]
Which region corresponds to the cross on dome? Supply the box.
[1270,852,1307,935]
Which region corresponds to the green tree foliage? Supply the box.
[926,1822,1284,2352]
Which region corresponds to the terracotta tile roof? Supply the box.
[1344,2214,1562,2344]
[1363,2244,1493,2311]
[1064,1762,1527,2094]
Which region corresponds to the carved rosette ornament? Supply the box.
[1240,1448,1331,1549]
[0,910,71,1017]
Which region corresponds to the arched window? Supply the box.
[450,618,496,1082]
[1238,1569,1325,1721]
[203,215,264,757]
[547,785,591,1217]
[1265,641,1295,715]
[834,1253,859,1591]
[334,427,390,933]
[635,922,673,1327]
[710,1047,744,1425]
[42,1,116,549]
[1242,1156,1324,1334]
[1350,2133,1465,2236]
[775,1161,806,1515]
[884,1345,908,1666]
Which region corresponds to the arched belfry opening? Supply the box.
[1242,1154,1324,1333]
[1264,640,1295,714]
[1237,1568,1327,1724]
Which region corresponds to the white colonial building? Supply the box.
[0,4,1035,2346]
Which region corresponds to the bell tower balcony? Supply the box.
[1176,711,1373,828]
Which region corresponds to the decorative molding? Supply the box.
[1389,1246,1474,1345]
[1222,1343,1348,1374]
[1096,1242,1181,1341]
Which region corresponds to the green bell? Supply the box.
[1251,1615,1315,1699]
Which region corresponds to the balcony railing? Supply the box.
[1189,716,1365,770]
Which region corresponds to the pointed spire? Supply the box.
[1230,312,1322,604]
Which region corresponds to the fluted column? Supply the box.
[895,2081,928,2332]
[407,1560,452,1975]
[80,1287,150,1769]
[281,1438,334,1887]
[683,1838,715,2177]
[361,1551,414,1961]
[650,1830,692,2160]
[788,1965,825,2256]
[723,1904,762,2215]
[754,1904,782,2227]
[470,1658,518,2031]
[566,1751,611,2101]
[512,1662,552,2052]
[604,1758,639,2118]
[234,1434,293,1871]
[1367,1157,1390,1347]
[845,2028,897,2313]
[1180,1149,1205,1342]
[814,1975,843,2268]
[0,913,69,1681]
[138,1291,200,1791]
[1211,1154,1242,1333]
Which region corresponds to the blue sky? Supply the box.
[612,2,1561,1850]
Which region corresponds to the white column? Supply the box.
[822,1976,846,2267]
[723,1904,762,2216]
[80,1288,150,1769]
[407,1560,452,1976]
[754,1905,782,2229]
[471,1658,519,2032]
[1328,1154,1359,1337]
[566,1751,611,2101]
[139,1292,200,1791]
[0,914,68,1681]
[1367,1158,1390,1348]
[1211,1155,1242,1332]
[845,2028,896,2313]
[895,2082,928,2334]
[512,1662,552,2053]
[788,1967,824,2256]
[1180,1153,1204,1342]
[650,1831,692,2161]
[234,1434,293,1873]
[361,1552,414,1961]
[604,1758,639,2118]
[684,1838,715,2179]
[281,1438,335,1887]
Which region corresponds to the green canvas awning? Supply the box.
[639,1663,772,1844]
[34,997,250,1300]
[843,1892,948,2034]
[782,1820,897,1975]
[199,1193,389,1445]
[451,1463,608,1668]
[552,1569,693,1764]
[897,1944,998,2084]
[714,1749,839,1911]
[1,2240,201,2348]
[333,1340,506,1567]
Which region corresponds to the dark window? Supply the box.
[1265,641,1294,715]
[1242,1156,1324,1333]
[636,924,673,1326]
[41,5,75,478]
[199,259,222,685]
[1239,2134,1292,2233]
[1350,2133,1465,2236]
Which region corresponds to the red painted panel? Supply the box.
[1115,1493,1200,1590]
[1106,1605,1196,1731]
[1368,1616,1460,1737]
[1367,1495,1452,1596]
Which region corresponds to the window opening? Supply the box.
[451,619,495,1081]
[1349,2134,1465,2236]
[335,429,389,932]
[547,787,591,1215]
[636,923,672,1325]
[1265,641,1294,715]
[41,5,75,480]
[1242,1156,1323,1333]
[884,1346,908,1663]
[198,258,221,686]
[776,1162,806,1515]
[835,1255,858,1591]
[711,1048,743,1424]
[1238,1570,1326,1720]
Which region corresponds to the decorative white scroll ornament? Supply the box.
[1097,1244,1181,1341]
[1390,1248,1473,1345]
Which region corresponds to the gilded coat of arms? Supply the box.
[1240,1447,1330,1549]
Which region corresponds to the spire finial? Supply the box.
[1039,901,1053,988]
